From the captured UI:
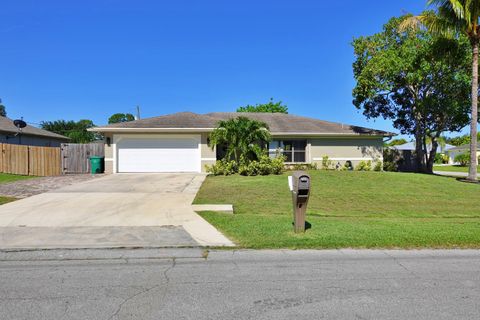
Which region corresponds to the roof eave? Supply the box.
[88,127,215,133]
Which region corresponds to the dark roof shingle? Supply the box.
[93,112,394,136]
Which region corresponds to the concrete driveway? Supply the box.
[0,174,234,249]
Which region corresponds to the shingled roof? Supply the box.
[0,116,70,140]
[92,112,394,136]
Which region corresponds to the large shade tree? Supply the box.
[208,116,271,164]
[237,99,288,113]
[0,99,6,117]
[41,119,96,143]
[400,0,480,180]
[353,14,471,173]
[108,113,135,124]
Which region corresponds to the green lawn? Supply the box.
[194,171,480,249]
[0,173,33,205]
[433,165,473,173]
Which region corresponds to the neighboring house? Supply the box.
[392,142,454,154]
[90,112,394,174]
[447,143,480,164]
[0,116,70,147]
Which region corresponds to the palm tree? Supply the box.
[208,116,271,163]
[401,1,479,181]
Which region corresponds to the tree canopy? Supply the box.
[400,0,480,180]
[108,113,135,124]
[447,132,480,146]
[208,116,271,163]
[40,119,97,143]
[385,138,408,147]
[0,99,7,117]
[352,14,471,173]
[236,99,288,113]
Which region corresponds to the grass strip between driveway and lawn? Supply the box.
[0,173,35,204]
[194,171,480,249]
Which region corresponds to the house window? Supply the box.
[269,140,307,163]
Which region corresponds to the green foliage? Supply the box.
[0,99,6,117]
[341,161,354,171]
[356,160,372,171]
[447,133,480,146]
[40,119,97,143]
[382,149,400,172]
[208,155,285,176]
[108,113,135,124]
[208,116,271,164]
[373,161,383,171]
[434,153,449,164]
[352,13,471,173]
[285,163,318,171]
[385,138,408,147]
[402,2,480,179]
[321,156,333,170]
[237,154,285,176]
[454,153,470,166]
[206,159,237,176]
[236,98,288,113]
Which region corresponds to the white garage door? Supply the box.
[117,136,201,173]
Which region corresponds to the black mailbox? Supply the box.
[289,171,311,233]
[292,171,310,203]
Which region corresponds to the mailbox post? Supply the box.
[288,171,311,233]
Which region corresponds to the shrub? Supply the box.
[356,160,372,171]
[373,161,382,171]
[434,153,449,164]
[343,160,354,171]
[270,156,286,174]
[238,155,285,176]
[383,161,397,172]
[208,154,285,176]
[285,163,318,171]
[206,159,237,176]
[321,156,333,170]
[382,148,399,172]
[454,153,469,166]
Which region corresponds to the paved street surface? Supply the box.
[1,249,479,320]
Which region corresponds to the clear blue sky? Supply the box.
[1,0,430,136]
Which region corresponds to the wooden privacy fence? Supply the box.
[61,143,104,174]
[0,143,61,176]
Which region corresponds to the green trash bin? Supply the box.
[90,156,104,174]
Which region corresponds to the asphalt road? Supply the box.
[0,248,479,320]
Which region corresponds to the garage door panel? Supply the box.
[117,137,200,173]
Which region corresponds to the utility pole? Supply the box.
[136,105,141,120]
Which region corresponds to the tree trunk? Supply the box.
[426,138,438,174]
[468,39,479,181]
[414,127,425,173]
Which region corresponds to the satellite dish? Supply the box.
[13,119,27,129]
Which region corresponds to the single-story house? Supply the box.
[0,116,70,147]
[90,112,395,174]
[447,143,480,164]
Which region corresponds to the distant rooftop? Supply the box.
[0,116,69,140]
[391,142,454,153]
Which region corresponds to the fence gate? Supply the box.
[61,143,105,174]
